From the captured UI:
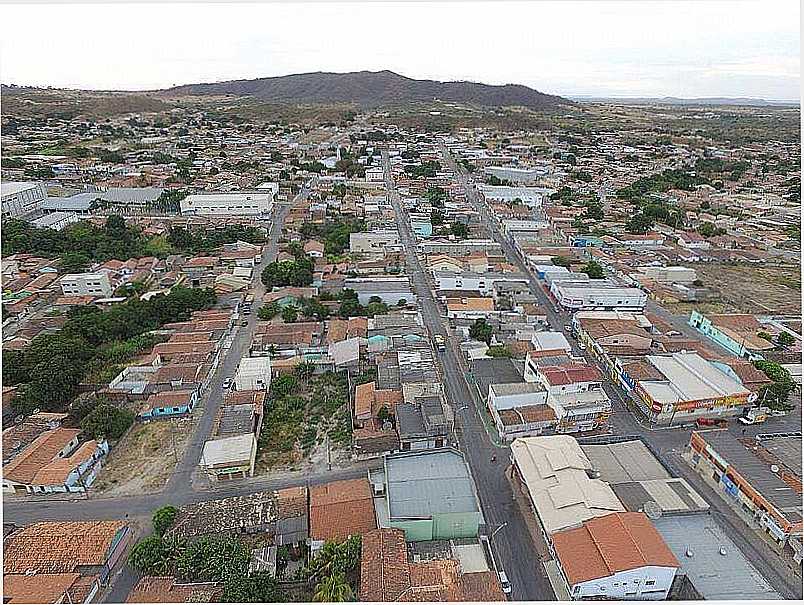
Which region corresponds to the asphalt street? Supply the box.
[383,150,556,601]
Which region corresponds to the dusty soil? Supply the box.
[92,417,193,497]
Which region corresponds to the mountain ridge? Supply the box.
[158,69,569,109]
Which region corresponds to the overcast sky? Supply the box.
[0,1,799,99]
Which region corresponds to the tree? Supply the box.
[377,406,394,427]
[128,536,183,575]
[258,302,280,320]
[176,536,251,583]
[581,260,605,279]
[222,572,283,603]
[152,505,178,537]
[80,404,135,440]
[450,222,469,239]
[777,331,795,348]
[486,345,512,358]
[754,360,795,410]
[698,222,717,238]
[59,251,92,273]
[469,319,493,345]
[551,256,572,268]
[314,573,354,602]
[281,305,299,323]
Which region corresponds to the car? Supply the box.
[666,330,682,337]
[696,417,728,428]
[498,571,511,595]
[222,378,232,389]
[241,319,249,327]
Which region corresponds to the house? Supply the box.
[199,434,257,480]
[677,231,711,250]
[234,356,272,391]
[445,297,495,320]
[139,390,198,420]
[688,311,776,360]
[370,448,483,542]
[396,396,452,450]
[366,166,385,182]
[304,240,325,258]
[359,528,505,602]
[309,478,377,550]
[552,512,679,600]
[59,272,113,298]
[2,429,108,495]
[349,230,400,254]
[127,577,221,603]
[3,520,132,603]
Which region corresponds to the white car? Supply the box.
[498,571,511,595]
[222,378,232,390]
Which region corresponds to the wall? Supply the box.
[572,565,677,600]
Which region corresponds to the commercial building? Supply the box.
[370,448,483,542]
[1,181,47,218]
[433,271,528,296]
[418,239,503,256]
[31,210,79,231]
[41,192,98,215]
[343,277,416,306]
[688,311,775,360]
[180,191,274,217]
[59,272,113,298]
[636,265,697,285]
[551,280,648,312]
[552,512,679,600]
[687,430,803,547]
[510,436,625,539]
[234,356,272,391]
[199,434,257,480]
[622,352,754,425]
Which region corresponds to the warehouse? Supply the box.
[551,280,648,312]
[180,191,274,217]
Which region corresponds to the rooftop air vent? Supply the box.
[685,549,694,558]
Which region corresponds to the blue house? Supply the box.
[139,389,198,421]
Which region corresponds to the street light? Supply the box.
[490,522,508,541]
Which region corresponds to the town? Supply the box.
[1,75,802,602]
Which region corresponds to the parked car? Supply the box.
[222,378,232,389]
[666,330,682,337]
[498,571,511,595]
[696,417,728,428]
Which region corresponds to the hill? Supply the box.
[161,70,569,109]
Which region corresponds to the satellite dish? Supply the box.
[643,500,663,520]
[771,465,780,474]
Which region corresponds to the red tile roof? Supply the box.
[540,364,602,386]
[309,478,377,542]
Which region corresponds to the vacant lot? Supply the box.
[668,262,801,316]
[92,417,193,497]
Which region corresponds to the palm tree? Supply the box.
[314,572,354,602]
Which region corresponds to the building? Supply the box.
[31,211,79,231]
[552,512,679,600]
[234,356,272,391]
[309,478,377,550]
[359,528,505,602]
[343,277,416,305]
[3,520,132,603]
[433,271,528,296]
[395,397,452,450]
[418,239,503,256]
[2,428,108,495]
[59,272,113,298]
[199,434,257,480]
[637,265,697,285]
[349,230,400,254]
[688,311,776,360]
[180,192,274,217]
[1,181,47,218]
[487,382,554,441]
[366,166,385,182]
[551,280,648,312]
[687,430,803,548]
[127,577,221,603]
[370,449,483,542]
[40,192,98,215]
[622,352,754,425]
[510,436,625,539]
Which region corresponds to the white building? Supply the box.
[484,165,548,184]
[2,182,47,219]
[365,166,385,182]
[551,280,647,312]
[343,277,416,305]
[200,434,257,480]
[31,211,79,231]
[552,512,679,600]
[433,271,528,296]
[636,266,697,285]
[59,272,113,298]
[234,356,272,391]
[349,230,400,254]
[180,192,274,217]
[481,185,552,207]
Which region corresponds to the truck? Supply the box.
[433,334,446,352]
[739,407,769,425]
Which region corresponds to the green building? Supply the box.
[370,448,484,542]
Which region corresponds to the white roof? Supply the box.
[201,434,255,465]
[1,182,39,197]
[236,356,271,377]
[644,352,749,404]
[511,436,624,535]
[531,331,571,353]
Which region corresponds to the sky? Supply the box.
[0,1,800,99]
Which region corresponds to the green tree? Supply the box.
[128,536,183,575]
[222,573,283,603]
[777,331,795,348]
[80,404,135,440]
[469,319,494,345]
[698,222,717,238]
[487,345,512,358]
[59,251,92,273]
[152,505,178,537]
[754,360,796,410]
[450,222,469,239]
[581,260,605,279]
[314,573,354,602]
[281,305,299,323]
[176,536,251,583]
[551,256,572,268]
[258,302,280,320]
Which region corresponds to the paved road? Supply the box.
[439,143,803,599]
[383,150,556,601]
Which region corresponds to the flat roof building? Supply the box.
[180,192,273,217]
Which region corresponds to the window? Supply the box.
[645,580,655,586]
